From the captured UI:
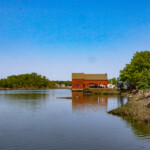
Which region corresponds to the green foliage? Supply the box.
[137,70,150,90]
[120,51,150,89]
[108,78,118,86]
[54,80,72,86]
[119,82,124,90]
[0,73,72,89]
[0,73,56,89]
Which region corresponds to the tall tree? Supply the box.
[120,51,150,89]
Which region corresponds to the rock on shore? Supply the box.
[108,89,150,123]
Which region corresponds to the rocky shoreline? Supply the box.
[108,89,150,123]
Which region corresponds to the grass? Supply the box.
[83,88,127,95]
[108,94,150,123]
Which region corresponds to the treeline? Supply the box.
[54,80,72,86]
[0,73,56,89]
[0,73,72,89]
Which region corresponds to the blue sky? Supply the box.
[0,0,150,80]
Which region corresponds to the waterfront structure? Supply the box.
[72,73,108,90]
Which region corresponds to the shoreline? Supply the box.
[108,90,150,123]
[0,87,70,90]
[83,88,131,95]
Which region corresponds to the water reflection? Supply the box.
[72,92,127,112]
[72,92,150,141]
[4,93,48,100]
[123,118,150,140]
[0,90,49,109]
[0,89,150,150]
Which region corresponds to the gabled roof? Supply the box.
[72,73,108,80]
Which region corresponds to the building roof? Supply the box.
[72,73,108,80]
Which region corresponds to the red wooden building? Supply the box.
[72,73,108,90]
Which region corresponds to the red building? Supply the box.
[72,73,108,90]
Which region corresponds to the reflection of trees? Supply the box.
[72,92,108,112]
[1,91,49,108]
[117,97,125,107]
[5,93,47,100]
[123,118,150,139]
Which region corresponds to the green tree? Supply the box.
[120,51,150,89]
[54,80,72,86]
[108,78,118,86]
[0,73,56,89]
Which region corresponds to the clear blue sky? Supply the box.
[0,0,150,80]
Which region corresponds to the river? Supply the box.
[0,89,150,150]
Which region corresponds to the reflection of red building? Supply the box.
[72,92,108,111]
[72,73,108,90]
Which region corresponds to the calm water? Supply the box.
[0,89,150,150]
